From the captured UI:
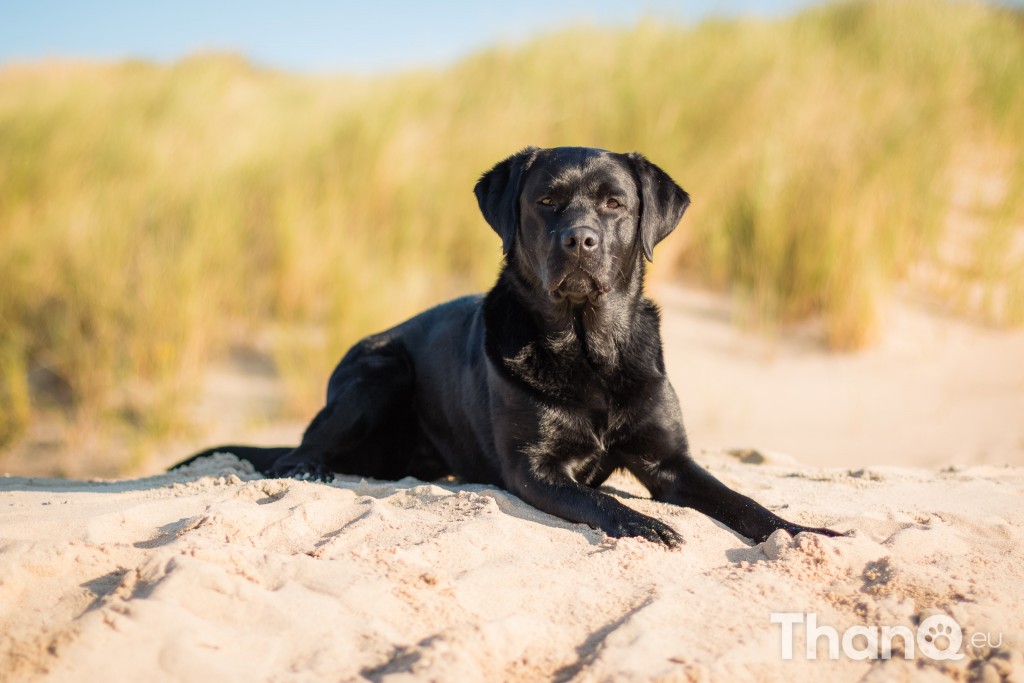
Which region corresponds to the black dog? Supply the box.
[176,146,840,547]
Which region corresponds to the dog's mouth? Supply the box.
[548,267,610,305]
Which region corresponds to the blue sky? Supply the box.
[2,0,829,73]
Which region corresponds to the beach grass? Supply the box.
[0,0,1021,457]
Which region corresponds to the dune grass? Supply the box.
[0,0,1021,457]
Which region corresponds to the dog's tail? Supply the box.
[169,445,294,475]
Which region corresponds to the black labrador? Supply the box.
[176,146,840,547]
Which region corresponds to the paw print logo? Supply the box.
[917,614,964,661]
[924,622,954,646]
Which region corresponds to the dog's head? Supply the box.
[475,147,690,306]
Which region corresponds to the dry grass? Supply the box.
[0,0,1021,460]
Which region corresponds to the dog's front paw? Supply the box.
[268,461,335,483]
[607,515,683,548]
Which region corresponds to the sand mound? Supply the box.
[2,453,1022,682]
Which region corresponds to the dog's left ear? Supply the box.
[626,152,691,262]
[474,146,539,255]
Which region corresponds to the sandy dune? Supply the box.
[654,284,1024,469]
[3,284,1023,680]
[2,452,1022,682]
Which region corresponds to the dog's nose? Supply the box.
[560,227,600,254]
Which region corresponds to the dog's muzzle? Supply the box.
[547,264,610,304]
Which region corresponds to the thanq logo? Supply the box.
[769,612,999,661]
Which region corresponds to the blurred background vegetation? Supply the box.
[1,0,1022,473]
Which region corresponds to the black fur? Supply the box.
[174,146,841,547]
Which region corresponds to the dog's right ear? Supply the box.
[474,147,539,255]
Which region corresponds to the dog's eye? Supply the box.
[538,197,554,207]
[606,198,623,209]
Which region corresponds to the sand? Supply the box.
[2,451,1023,682]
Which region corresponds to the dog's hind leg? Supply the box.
[266,338,418,482]
[171,445,294,474]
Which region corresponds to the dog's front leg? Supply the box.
[502,455,683,547]
[634,454,842,544]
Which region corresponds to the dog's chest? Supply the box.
[506,340,647,438]
[505,339,622,400]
